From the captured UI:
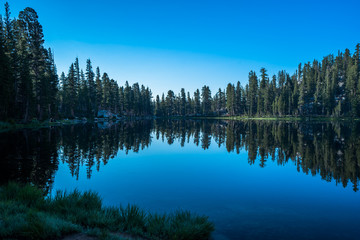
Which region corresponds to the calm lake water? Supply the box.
[1,120,360,240]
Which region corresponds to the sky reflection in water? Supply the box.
[49,121,360,240]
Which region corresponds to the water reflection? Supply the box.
[1,120,359,192]
[0,128,59,193]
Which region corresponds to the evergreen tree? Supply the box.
[19,7,47,119]
[66,64,76,118]
[44,48,58,118]
[194,89,201,115]
[201,85,212,115]
[346,61,358,116]
[180,88,186,116]
[165,90,175,116]
[0,15,11,119]
[132,83,141,115]
[248,71,258,116]
[59,72,66,117]
[95,67,102,113]
[155,95,161,116]
[85,59,95,117]
[258,68,268,115]
[186,91,193,115]
[78,69,88,116]
[235,82,243,115]
[102,73,111,110]
[226,83,235,115]
[123,81,132,114]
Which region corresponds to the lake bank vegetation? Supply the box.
[0,182,214,240]
[1,3,360,124]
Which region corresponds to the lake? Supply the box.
[1,120,360,240]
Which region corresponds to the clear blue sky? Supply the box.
[4,0,360,97]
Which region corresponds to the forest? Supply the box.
[1,3,360,122]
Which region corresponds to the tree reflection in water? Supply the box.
[1,120,359,192]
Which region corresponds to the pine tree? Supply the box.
[298,77,306,115]
[291,75,299,116]
[19,7,47,120]
[258,67,268,115]
[66,64,76,118]
[226,83,235,115]
[165,90,175,116]
[180,88,186,116]
[74,57,80,113]
[214,88,225,115]
[4,2,18,119]
[186,91,192,115]
[324,67,334,115]
[155,95,161,116]
[235,82,243,115]
[346,61,358,116]
[16,13,33,121]
[201,85,212,115]
[0,15,12,119]
[132,83,141,115]
[111,79,119,114]
[102,73,111,110]
[118,86,124,114]
[85,59,95,117]
[95,67,102,113]
[123,81,132,114]
[194,89,201,115]
[248,71,258,116]
[44,48,58,118]
[59,72,66,117]
[78,69,88,116]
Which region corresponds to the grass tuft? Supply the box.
[168,210,214,240]
[0,183,214,240]
[146,213,170,239]
[0,182,45,208]
[119,204,147,233]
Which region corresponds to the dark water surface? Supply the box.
[1,120,360,240]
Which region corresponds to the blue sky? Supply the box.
[4,0,360,97]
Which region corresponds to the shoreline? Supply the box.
[1,116,359,132]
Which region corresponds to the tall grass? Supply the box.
[0,182,214,240]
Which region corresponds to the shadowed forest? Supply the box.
[1,3,360,122]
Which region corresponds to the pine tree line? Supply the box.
[0,3,153,121]
[1,3,360,122]
[154,45,360,117]
[58,58,153,119]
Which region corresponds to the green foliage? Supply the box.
[0,183,214,240]
[22,211,80,240]
[168,210,214,240]
[0,184,80,240]
[146,213,170,239]
[0,182,44,208]
[119,204,147,233]
[48,190,107,228]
